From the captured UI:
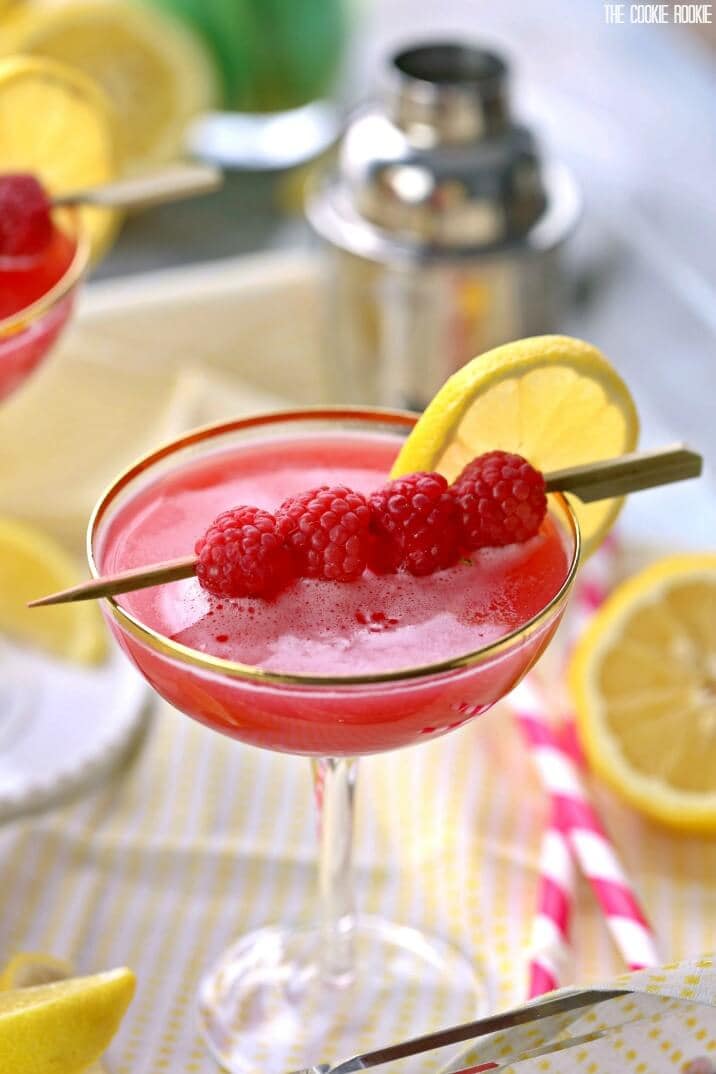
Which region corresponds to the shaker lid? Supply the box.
[308,41,580,258]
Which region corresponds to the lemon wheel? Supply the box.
[2,0,218,171]
[570,554,716,832]
[391,335,639,558]
[0,54,118,260]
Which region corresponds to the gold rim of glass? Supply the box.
[88,406,582,687]
[0,207,89,342]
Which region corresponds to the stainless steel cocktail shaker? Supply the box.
[307,42,580,409]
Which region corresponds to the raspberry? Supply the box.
[368,472,461,576]
[195,506,296,599]
[276,485,372,582]
[0,174,53,258]
[452,451,547,550]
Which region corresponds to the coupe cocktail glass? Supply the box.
[0,207,88,403]
[89,408,580,1074]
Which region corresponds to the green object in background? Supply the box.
[141,0,346,111]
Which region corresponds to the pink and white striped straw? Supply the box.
[513,675,659,972]
[526,813,576,998]
[557,536,619,767]
[521,542,618,994]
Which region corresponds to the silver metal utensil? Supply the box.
[288,987,627,1074]
[452,1027,621,1073]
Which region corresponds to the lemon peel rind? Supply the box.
[570,553,716,833]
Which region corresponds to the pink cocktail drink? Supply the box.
[0,209,86,402]
[99,425,573,756]
[90,409,580,1074]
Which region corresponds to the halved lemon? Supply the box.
[0,967,135,1074]
[391,335,639,558]
[0,54,118,259]
[0,516,106,664]
[2,0,218,171]
[570,554,716,833]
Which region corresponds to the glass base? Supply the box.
[187,101,340,171]
[198,915,489,1074]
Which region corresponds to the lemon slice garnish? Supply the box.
[2,0,218,171]
[391,335,639,558]
[570,553,716,832]
[0,516,106,664]
[0,967,135,1074]
[0,54,118,260]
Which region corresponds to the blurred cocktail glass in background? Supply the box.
[0,207,88,403]
[0,204,90,740]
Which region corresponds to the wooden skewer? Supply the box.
[543,443,702,502]
[52,162,223,212]
[28,554,202,607]
[28,444,702,609]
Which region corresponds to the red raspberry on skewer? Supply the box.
[368,471,461,576]
[277,485,372,582]
[0,174,53,259]
[452,450,547,551]
[195,506,296,598]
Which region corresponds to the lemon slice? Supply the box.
[391,335,639,557]
[3,0,218,171]
[570,554,716,833]
[0,516,106,664]
[0,953,74,990]
[0,54,118,259]
[0,967,135,1074]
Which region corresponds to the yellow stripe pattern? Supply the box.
[1,696,715,1070]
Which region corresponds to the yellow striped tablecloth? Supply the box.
[1,682,716,1072]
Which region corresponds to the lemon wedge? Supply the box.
[2,0,218,171]
[0,953,73,990]
[0,516,106,664]
[0,54,118,259]
[391,335,639,557]
[0,967,135,1074]
[570,553,716,832]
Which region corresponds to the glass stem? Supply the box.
[311,756,358,983]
